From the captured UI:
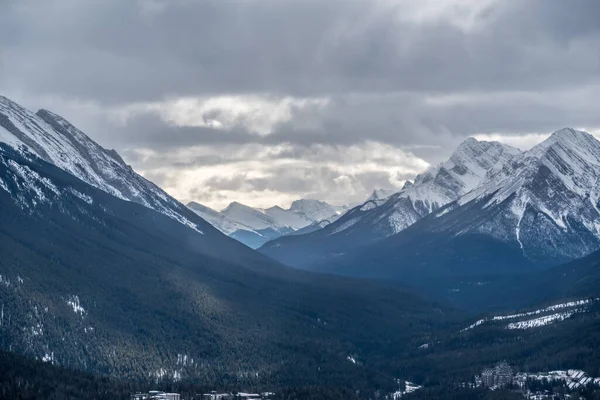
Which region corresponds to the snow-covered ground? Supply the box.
[0,95,204,234]
[392,381,422,399]
[462,298,597,331]
[516,369,600,391]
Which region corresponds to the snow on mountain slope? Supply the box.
[447,128,600,262]
[259,138,520,268]
[367,188,398,201]
[221,201,284,230]
[462,298,597,331]
[405,138,522,212]
[344,138,521,236]
[0,95,207,233]
[287,199,348,223]
[187,201,257,235]
[313,128,600,281]
[187,198,348,248]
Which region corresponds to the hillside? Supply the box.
[259,139,522,269]
[263,129,600,289]
[0,143,456,392]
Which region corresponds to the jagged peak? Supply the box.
[0,94,23,109]
[36,108,87,137]
[289,198,333,213]
[224,200,245,209]
[535,127,594,148]
[34,108,128,167]
[530,127,600,163]
[451,136,520,160]
[455,136,479,148]
[290,198,327,207]
[222,201,262,214]
[187,201,215,212]
[0,95,38,122]
[550,127,590,140]
[368,188,397,201]
[401,181,413,190]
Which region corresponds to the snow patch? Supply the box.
[66,295,85,317]
[392,381,422,399]
[69,188,93,204]
[507,311,575,330]
[359,201,377,212]
[462,298,595,331]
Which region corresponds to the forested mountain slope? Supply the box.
[0,143,456,392]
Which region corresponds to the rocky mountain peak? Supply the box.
[0,94,203,232]
[529,127,600,165]
[290,198,327,211]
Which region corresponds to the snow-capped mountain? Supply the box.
[286,199,348,223]
[188,198,348,248]
[0,95,206,232]
[273,128,600,281]
[222,201,284,230]
[367,188,398,201]
[187,201,253,235]
[260,138,521,268]
[0,128,443,388]
[446,128,600,263]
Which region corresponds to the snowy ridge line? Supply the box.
[263,127,600,268]
[506,311,577,330]
[456,128,600,261]
[491,299,591,321]
[0,95,205,234]
[461,298,598,332]
[189,199,348,237]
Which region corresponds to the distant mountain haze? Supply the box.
[188,198,349,248]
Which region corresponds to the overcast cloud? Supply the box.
[1,0,599,209]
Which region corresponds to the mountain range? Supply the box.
[3,92,600,398]
[0,94,455,393]
[188,199,348,248]
[260,129,600,283]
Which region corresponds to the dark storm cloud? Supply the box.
[204,174,315,194]
[104,112,256,148]
[1,0,600,207]
[2,0,599,105]
[94,86,600,156]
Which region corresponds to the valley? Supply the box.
[3,1,600,398]
[1,94,600,399]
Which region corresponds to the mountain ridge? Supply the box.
[283,128,600,288]
[0,97,457,391]
[0,95,208,234]
[259,137,522,268]
[188,197,348,248]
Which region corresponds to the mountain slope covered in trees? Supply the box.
[0,143,456,393]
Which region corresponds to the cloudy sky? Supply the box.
[1,0,599,209]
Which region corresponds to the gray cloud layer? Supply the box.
[1,0,599,208]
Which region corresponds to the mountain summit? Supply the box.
[0,95,203,232]
[283,128,600,282]
[188,198,348,248]
[260,138,520,268]
[0,95,450,390]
